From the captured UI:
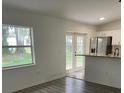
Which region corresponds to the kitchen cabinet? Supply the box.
[96,30,121,45]
[85,56,121,88]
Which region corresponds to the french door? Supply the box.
[66,33,86,72]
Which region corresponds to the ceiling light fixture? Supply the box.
[99,17,105,21]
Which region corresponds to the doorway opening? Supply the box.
[66,32,86,79]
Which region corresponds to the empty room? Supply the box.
[2,0,121,93]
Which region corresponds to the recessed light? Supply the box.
[99,17,105,20]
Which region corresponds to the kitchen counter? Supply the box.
[83,54,121,88]
[76,54,121,59]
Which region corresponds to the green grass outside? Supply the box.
[2,48,32,67]
[2,54,32,67]
[66,49,83,69]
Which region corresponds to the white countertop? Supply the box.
[76,54,121,59]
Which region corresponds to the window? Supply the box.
[2,24,35,70]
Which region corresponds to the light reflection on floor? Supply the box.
[66,70,85,80]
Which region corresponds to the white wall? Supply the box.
[2,7,96,93]
[85,57,121,88]
[96,19,121,31]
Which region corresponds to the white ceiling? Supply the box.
[3,0,121,25]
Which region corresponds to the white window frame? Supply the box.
[2,24,35,70]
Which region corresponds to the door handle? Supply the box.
[75,51,77,56]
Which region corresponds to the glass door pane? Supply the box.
[90,37,97,54]
[97,37,107,55]
[66,35,73,70]
[76,35,83,67]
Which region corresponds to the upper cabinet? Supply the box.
[96,30,121,45]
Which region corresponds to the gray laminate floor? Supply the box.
[13,77,121,93]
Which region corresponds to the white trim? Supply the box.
[2,63,36,71]
[2,24,33,29]
[30,27,36,65]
